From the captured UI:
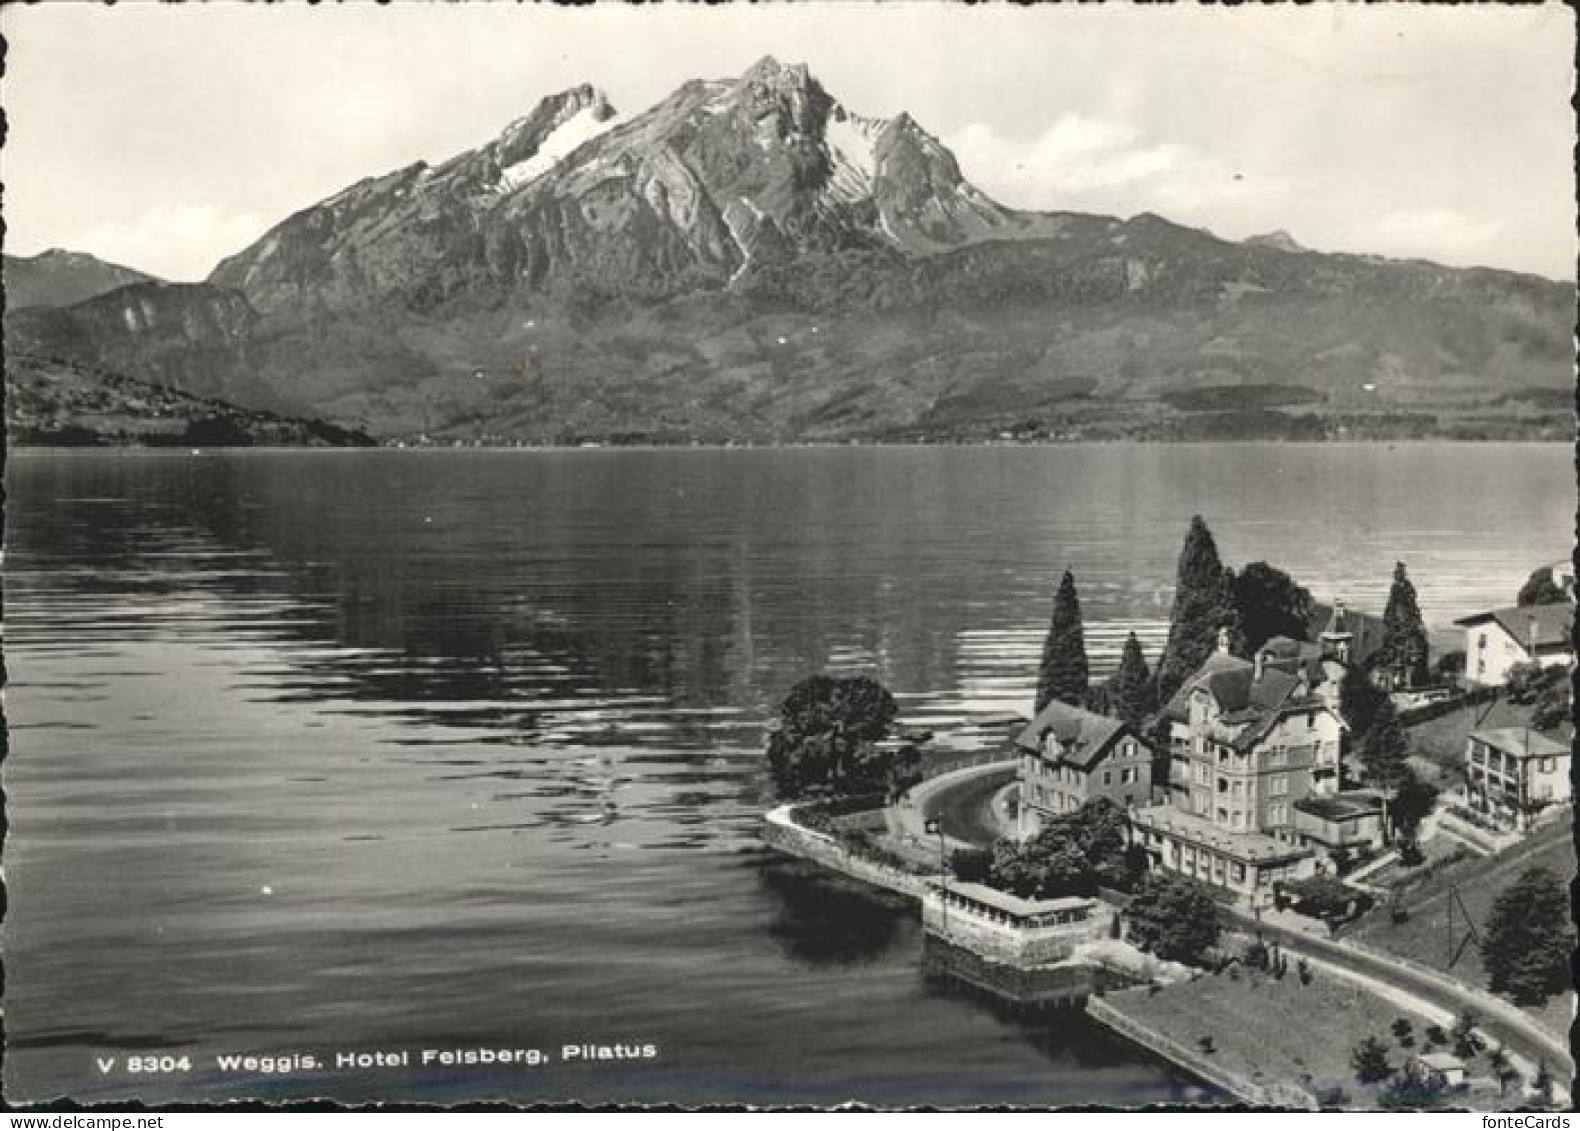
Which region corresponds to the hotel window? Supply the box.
[1541,757,1555,773]
[1232,862,1246,883]
[1218,777,1229,793]
[1122,766,1136,784]
[1270,774,1288,796]
[1231,780,1243,798]
[1103,771,1112,786]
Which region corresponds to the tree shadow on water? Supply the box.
[756,857,913,968]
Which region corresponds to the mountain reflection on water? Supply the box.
[4,444,1569,1105]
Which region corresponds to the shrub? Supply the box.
[1351,1036,1393,1084]
[950,846,994,884]
[1125,872,1221,965]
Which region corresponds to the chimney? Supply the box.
[1217,626,1232,654]
[1529,615,1541,656]
[1254,648,1265,683]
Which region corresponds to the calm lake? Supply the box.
[3,443,1571,1105]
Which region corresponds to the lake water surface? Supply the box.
[3,444,1571,1105]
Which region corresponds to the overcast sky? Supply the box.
[3,4,1573,281]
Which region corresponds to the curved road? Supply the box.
[931,771,1013,847]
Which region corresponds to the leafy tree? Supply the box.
[1390,1017,1415,1048]
[1517,565,1569,607]
[1505,660,1565,705]
[1450,1010,1483,1059]
[1109,632,1158,730]
[1374,561,1429,689]
[988,798,1142,898]
[1531,677,1572,733]
[1063,797,1146,890]
[1232,561,1315,653]
[1156,517,1240,704]
[765,674,901,799]
[1338,663,1390,746]
[884,741,924,803]
[1036,569,1090,711]
[950,846,993,884]
[989,831,1095,899]
[1432,650,1466,682]
[1125,871,1221,964]
[1481,866,1575,1005]
[1350,1036,1394,1084]
[1390,767,1439,845]
[1283,874,1372,921]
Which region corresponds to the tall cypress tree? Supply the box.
[1036,568,1090,711]
[1377,561,1429,689]
[1155,517,1240,704]
[1110,632,1158,729]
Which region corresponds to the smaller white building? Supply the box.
[1454,603,1573,687]
[1464,727,1571,831]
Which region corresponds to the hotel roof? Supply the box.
[1016,699,1129,768]
[1130,804,1312,864]
[1469,727,1569,761]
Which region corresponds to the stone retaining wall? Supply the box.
[762,805,934,899]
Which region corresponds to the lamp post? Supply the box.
[925,817,948,934]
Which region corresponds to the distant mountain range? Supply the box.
[6,57,1573,445]
[4,248,158,309]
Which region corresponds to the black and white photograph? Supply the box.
[1,2,1574,1113]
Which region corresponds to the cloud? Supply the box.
[946,113,1288,222]
[1353,207,1505,261]
[73,203,271,281]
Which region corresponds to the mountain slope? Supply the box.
[7,351,374,447]
[6,58,1573,444]
[4,249,159,309]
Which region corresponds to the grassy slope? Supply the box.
[1406,697,1572,789]
[5,354,374,447]
[1102,967,1514,1107]
[1346,811,1575,1038]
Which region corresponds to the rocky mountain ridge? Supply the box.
[6,57,1572,444]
